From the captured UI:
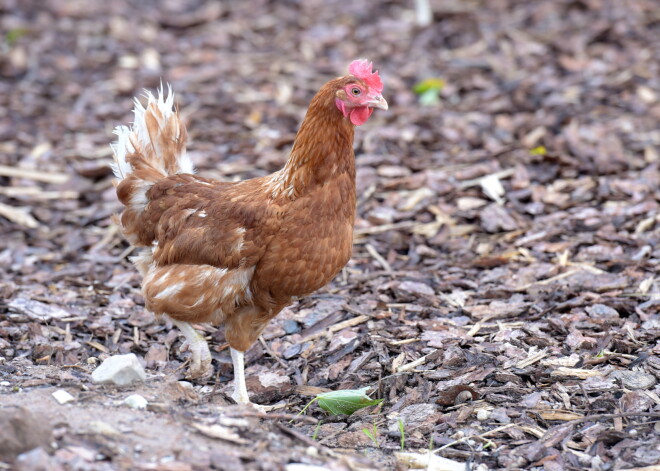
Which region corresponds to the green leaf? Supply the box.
[412,78,446,95]
[316,387,383,416]
[529,145,547,156]
[5,28,28,46]
[413,78,445,106]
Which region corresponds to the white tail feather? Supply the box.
[110,125,134,179]
[110,84,194,180]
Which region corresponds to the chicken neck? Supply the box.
[277,83,356,198]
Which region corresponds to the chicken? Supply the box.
[110,60,387,405]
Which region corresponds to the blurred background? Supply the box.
[1,0,658,250]
[1,0,659,242]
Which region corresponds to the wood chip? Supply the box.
[365,243,392,273]
[515,348,548,369]
[0,187,78,199]
[397,353,430,373]
[550,367,603,379]
[0,164,69,184]
[536,410,584,421]
[191,423,247,445]
[0,202,40,228]
[303,315,369,341]
[85,341,110,353]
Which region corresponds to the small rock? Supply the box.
[476,409,491,421]
[91,353,146,386]
[611,370,657,390]
[15,447,63,471]
[124,394,148,409]
[0,407,54,461]
[585,304,619,320]
[282,319,301,334]
[51,390,75,405]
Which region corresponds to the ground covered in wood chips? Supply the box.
[2,0,660,469]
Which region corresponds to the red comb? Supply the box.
[348,59,383,93]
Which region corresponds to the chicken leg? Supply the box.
[230,348,250,404]
[172,320,213,379]
[174,321,252,405]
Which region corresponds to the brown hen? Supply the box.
[110,60,387,404]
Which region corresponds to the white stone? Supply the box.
[476,409,491,421]
[124,394,148,409]
[52,389,75,404]
[91,353,146,386]
[285,464,331,471]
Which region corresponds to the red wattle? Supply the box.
[349,107,373,126]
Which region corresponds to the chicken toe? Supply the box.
[173,320,214,380]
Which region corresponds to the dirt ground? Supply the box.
[2,0,660,469]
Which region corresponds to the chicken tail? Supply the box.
[111,84,193,181]
[110,85,193,245]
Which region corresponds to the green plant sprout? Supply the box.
[362,423,379,447]
[5,28,28,46]
[398,418,406,450]
[312,421,322,441]
[412,78,445,106]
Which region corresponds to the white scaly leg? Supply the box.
[172,320,213,379]
[230,348,250,404]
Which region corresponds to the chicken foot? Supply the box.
[172,320,214,379]
[174,322,255,407]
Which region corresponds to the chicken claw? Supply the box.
[173,320,214,380]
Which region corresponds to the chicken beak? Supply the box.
[367,94,389,111]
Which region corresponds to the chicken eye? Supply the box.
[350,87,361,96]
